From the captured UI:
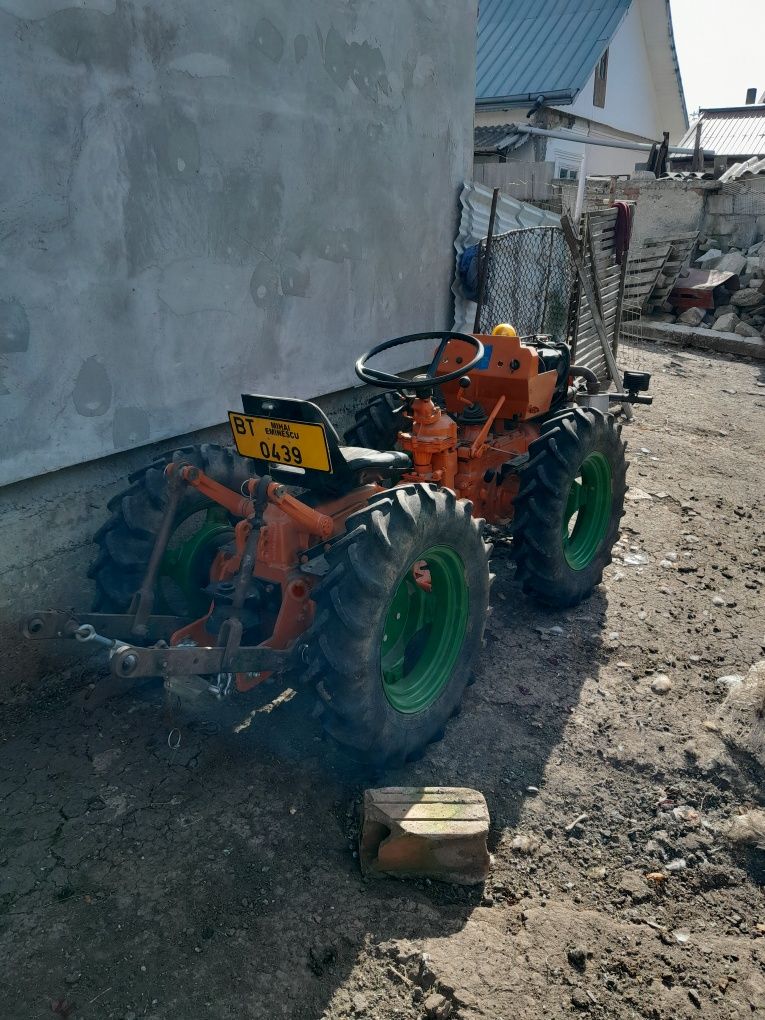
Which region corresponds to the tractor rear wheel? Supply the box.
[306,483,491,766]
[343,391,407,450]
[89,444,257,615]
[510,408,626,608]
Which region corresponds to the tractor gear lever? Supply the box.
[355,331,484,391]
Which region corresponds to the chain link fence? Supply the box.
[476,226,576,342]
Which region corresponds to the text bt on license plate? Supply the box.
[228,412,331,472]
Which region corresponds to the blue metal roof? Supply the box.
[477,0,632,107]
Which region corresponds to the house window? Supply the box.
[593,48,608,108]
[553,149,583,182]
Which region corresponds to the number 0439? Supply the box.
[227,412,332,472]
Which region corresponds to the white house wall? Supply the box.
[475,0,684,178]
[565,1,661,139]
[551,0,664,176]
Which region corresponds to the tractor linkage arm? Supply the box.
[21,610,300,680]
[21,462,326,684]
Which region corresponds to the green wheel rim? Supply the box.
[562,452,612,570]
[380,546,469,715]
[159,506,233,616]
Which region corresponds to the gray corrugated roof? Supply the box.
[477,0,631,106]
[474,123,525,152]
[679,107,765,157]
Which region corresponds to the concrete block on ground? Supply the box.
[695,248,722,267]
[713,312,740,331]
[731,287,765,309]
[714,661,765,772]
[677,307,705,326]
[713,304,735,319]
[735,321,761,337]
[715,251,748,275]
[360,787,490,886]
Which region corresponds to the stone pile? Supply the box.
[654,238,765,340]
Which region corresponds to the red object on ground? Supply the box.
[613,201,633,265]
[670,268,740,311]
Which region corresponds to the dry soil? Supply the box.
[1,342,764,1020]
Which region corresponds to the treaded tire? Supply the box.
[305,483,491,766]
[343,391,407,450]
[510,408,627,608]
[88,444,257,612]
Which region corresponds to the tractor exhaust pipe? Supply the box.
[570,365,600,394]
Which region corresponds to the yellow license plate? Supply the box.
[228,412,331,472]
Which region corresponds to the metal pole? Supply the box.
[473,187,500,333]
[511,123,712,157]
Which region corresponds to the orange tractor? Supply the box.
[23,328,650,764]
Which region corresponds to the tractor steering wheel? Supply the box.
[355,331,484,391]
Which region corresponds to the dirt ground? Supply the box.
[1,341,764,1020]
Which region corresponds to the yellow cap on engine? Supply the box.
[491,323,518,336]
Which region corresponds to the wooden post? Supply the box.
[691,121,703,173]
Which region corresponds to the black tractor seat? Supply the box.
[238,393,411,493]
[339,446,411,476]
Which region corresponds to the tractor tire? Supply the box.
[510,407,627,608]
[343,391,407,451]
[305,483,491,766]
[88,444,257,614]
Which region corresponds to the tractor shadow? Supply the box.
[381,546,610,847]
[0,551,606,1020]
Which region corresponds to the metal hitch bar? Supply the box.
[21,611,300,681]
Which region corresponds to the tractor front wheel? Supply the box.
[306,483,491,766]
[510,408,627,608]
[343,391,407,451]
[89,444,257,615]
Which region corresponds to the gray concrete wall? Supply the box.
[703,179,765,251]
[0,0,476,487]
[626,180,710,246]
[561,178,713,245]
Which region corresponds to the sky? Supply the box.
[670,0,764,117]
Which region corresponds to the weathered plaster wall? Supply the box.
[561,178,712,246]
[0,0,476,487]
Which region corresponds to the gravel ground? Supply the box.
[1,342,764,1020]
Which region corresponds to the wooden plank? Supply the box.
[628,247,672,263]
[626,267,669,285]
[627,252,671,267]
[561,213,632,419]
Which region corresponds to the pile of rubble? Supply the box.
[652,240,765,340]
